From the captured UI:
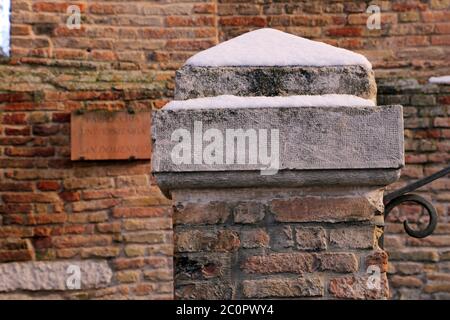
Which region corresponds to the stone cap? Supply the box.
[175,29,376,101]
[152,104,404,195]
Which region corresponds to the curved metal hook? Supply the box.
[384,193,438,238]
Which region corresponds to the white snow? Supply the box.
[186,28,372,69]
[429,76,450,84]
[0,0,10,56]
[164,94,375,111]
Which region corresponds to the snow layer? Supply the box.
[429,76,450,84]
[186,28,372,69]
[0,0,10,56]
[165,94,375,111]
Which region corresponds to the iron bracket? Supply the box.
[383,165,449,239]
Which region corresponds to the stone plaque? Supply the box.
[71,111,151,160]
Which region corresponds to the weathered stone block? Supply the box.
[175,65,377,101]
[0,260,112,292]
[152,105,403,193]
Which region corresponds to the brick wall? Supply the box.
[0,0,449,299]
[174,188,389,299]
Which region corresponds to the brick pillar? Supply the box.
[152,29,404,299]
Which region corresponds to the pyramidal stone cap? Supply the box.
[175,28,377,102]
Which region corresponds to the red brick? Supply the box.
[2,193,60,203]
[52,235,112,249]
[0,92,33,103]
[241,253,315,274]
[2,113,27,125]
[113,207,171,218]
[0,182,33,192]
[52,112,71,123]
[166,16,215,27]
[329,274,389,299]
[32,124,60,136]
[58,191,80,202]
[326,27,363,37]
[270,196,377,223]
[4,126,31,136]
[174,201,230,225]
[219,17,266,27]
[37,180,61,191]
[4,147,55,157]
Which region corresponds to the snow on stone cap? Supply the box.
[185,28,372,69]
[429,76,450,84]
[165,94,375,111]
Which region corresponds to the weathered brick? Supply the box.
[365,250,389,273]
[72,199,120,212]
[174,202,231,225]
[329,226,378,249]
[112,207,171,218]
[295,227,327,251]
[239,228,269,249]
[0,239,35,262]
[329,274,389,299]
[241,253,314,274]
[116,270,140,283]
[388,249,440,262]
[242,277,323,298]
[269,225,295,250]
[123,218,171,231]
[81,246,121,258]
[315,253,358,273]
[175,229,239,253]
[270,196,377,223]
[176,253,231,281]
[63,177,114,190]
[52,235,112,249]
[176,281,234,300]
[123,232,165,244]
[390,275,423,288]
[233,202,265,224]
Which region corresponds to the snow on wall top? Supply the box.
[429,76,450,84]
[165,94,375,111]
[185,28,372,69]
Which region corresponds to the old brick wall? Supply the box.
[0,0,449,299]
[174,188,389,300]
[0,0,218,299]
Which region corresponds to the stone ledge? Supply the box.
[155,169,400,198]
[175,65,376,101]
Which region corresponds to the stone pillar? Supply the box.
[152,29,404,299]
